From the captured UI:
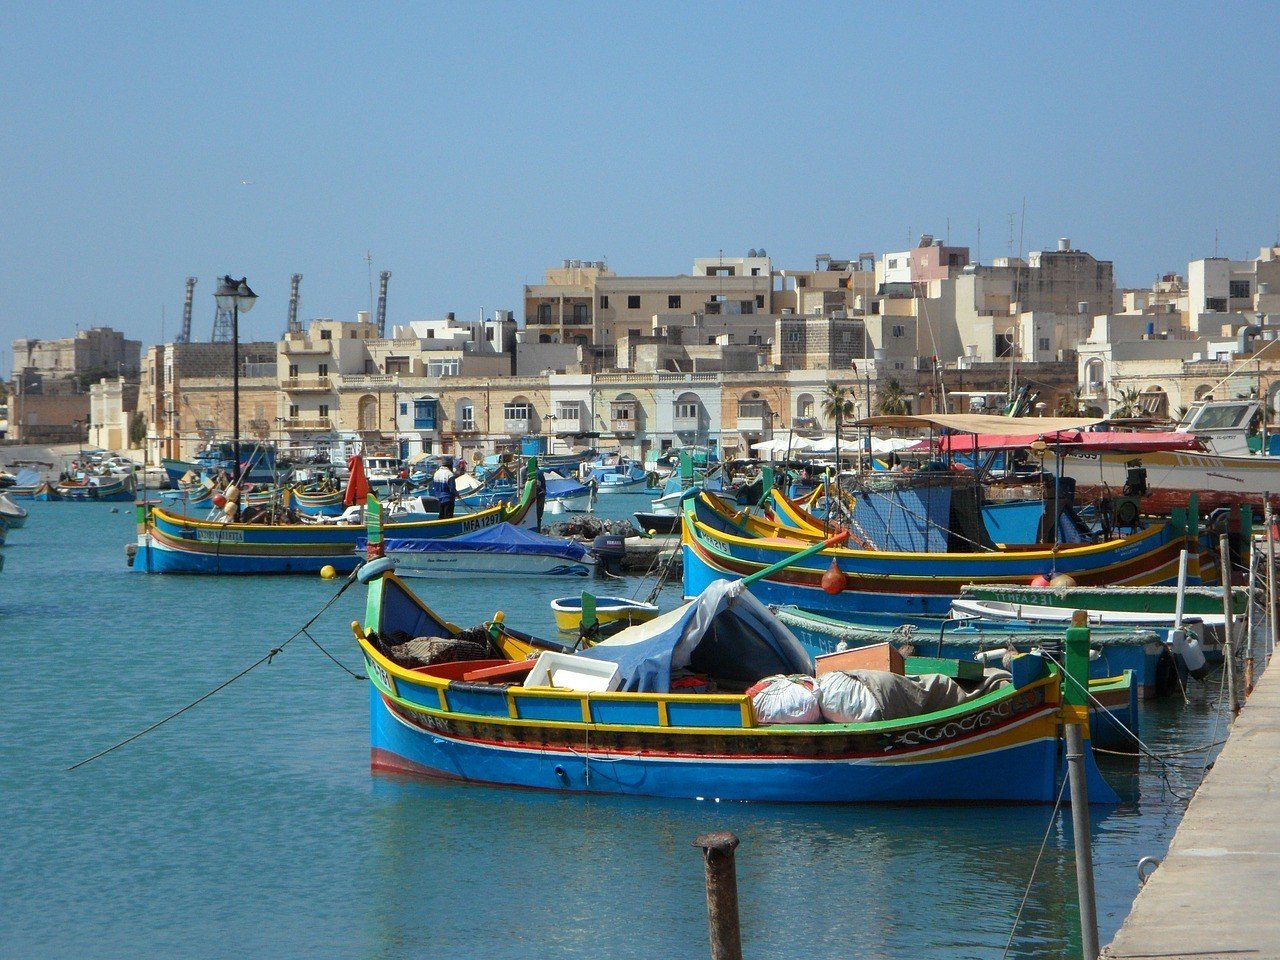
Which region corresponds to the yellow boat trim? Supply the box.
[358,635,1057,739]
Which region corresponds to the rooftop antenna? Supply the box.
[366,251,374,322]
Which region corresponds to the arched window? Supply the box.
[1140,386,1169,419]
[456,397,476,431]
[1084,359,1104,394]
[674,392,701,429]
[358,395,378,432]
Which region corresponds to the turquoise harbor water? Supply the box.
[1,502,1236,959]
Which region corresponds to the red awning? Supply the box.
[930,430,1202,454]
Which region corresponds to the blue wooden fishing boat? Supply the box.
[682,490,1199,620]
[162,441,278,485]
[55,472,136,502]
[1,468,43,500]
[132,468,540,575]
[290,485,346,517]
[774,602,1163,703]
[353,561,1118,803]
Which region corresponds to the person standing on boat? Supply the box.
[431,462,458,519]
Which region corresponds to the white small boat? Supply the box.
[382,524,595,578]
[949,597,1229,630]
[0,493,28,528]
[364,455,406,495]
[586,457,651,495]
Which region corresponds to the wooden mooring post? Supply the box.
[693,831,743,960]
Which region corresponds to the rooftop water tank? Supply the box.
[1058,238,1071,252]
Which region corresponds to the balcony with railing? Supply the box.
[284,417,333,431]
[343,374,396,388]
[281,376,333,393]
[281,337,333,355]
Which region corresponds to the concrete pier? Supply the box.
[1104,658,1280,959]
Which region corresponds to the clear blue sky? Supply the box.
[2,3,1278,373]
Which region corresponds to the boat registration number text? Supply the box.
[366,655,396,695]
[194,529,245,544]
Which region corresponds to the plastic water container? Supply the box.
[523,651,621,693]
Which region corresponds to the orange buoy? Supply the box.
[821,558,848,595]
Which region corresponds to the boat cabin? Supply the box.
[1177,400,1260,457]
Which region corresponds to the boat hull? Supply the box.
[133,481,537,575]
[594,478,651,495]
[368,685,1069,803]
[551,596,660,633]
[683,493,1190,618]
[388,550,593,578]
[1064,449,1280,514]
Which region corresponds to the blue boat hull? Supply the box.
[369,686,1091,803]
[133,541,360,575]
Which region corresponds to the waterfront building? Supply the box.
[9,326,141,443]
[88,376,140,452]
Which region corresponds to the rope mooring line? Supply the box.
[68,569,361,771]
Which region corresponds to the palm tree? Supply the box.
[876,379,911,416]
[1113,388,1143,418]
[1057,387,1084,417]
[822,382,855,472]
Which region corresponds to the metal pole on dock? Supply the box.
[1219,533,1240,716]
[1265,495,1278,661]
[693,831,743,960]
[1245,542,1258,695]
[1064,723,1100,960]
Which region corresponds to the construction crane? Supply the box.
[177,277,197,343]
[376,270,391,336]
[286,273,302,336]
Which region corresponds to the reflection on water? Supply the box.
[0,502,1233,960]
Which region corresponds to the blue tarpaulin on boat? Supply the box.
[11,469,40,487]
[579,580,812,692]
[378,524,590,560]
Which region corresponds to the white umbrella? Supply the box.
[806,436,838,454]
[751,433,814,457]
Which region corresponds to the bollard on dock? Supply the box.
[693,831,743,960]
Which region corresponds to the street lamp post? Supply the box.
[213,276,258,479]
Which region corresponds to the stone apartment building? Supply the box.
[9,326,142,443]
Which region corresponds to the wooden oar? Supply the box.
[740,529,850,587]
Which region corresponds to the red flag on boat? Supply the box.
[345,455,370,506]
